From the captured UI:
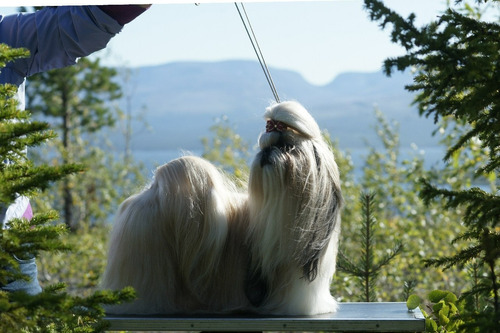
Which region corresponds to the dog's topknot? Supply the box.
[263,101,321,139]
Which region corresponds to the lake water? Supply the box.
[132,146,448,179]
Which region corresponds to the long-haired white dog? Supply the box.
[101,101,342,315]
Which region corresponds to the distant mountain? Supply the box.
[109,60,440,154]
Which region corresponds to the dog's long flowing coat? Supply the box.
[101,101,342,315]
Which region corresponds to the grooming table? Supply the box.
[104,302,425,332]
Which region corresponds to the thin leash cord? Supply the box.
[235,2,280,103]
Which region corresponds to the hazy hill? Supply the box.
[111,60,440,155]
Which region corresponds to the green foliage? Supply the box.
[27,57,121,133]
[407,294,422,310]
[30,139,145,229]
[36,224,111,297]
[2,284,135,333]
[406,289,488,333]
[201,115,251,186]
[26,56,125,230]
[0,43,28,69]
[337,192,403,302]
[322,131,360,227]
[363,1,500,173]
[0,43,134,332]
[431,116,497,191]
[364,0,500,330]
[332,109,470,302]
[410,290,466,332]
[0,46,83,204]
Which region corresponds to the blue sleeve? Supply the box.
[0,6,123,86]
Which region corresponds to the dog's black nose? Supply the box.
[260,139,295,167]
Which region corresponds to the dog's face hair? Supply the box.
[248,101,342,283]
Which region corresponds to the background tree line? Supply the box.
[1,0,498,331]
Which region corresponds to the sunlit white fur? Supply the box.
[101,101,342,315]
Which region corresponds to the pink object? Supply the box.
[22,203,33,220]
[266,119,287,133]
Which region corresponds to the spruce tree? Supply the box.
[364,0,499,330]
[337,192,403,302]
[0,43,134,332]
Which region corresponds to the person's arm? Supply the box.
[98,4,151,25]
[0,5,149,86]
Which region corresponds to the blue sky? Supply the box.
[1,1,451,85]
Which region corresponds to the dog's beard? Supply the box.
[249,133,341,278]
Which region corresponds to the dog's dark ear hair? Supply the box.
[302,248,320,282]
[300,186,340,282]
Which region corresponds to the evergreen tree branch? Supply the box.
[419,179,500,229]
[364,0,500,175]
[1,41,139,332]
[373,242,404,272]
[0,163,84,204]
[337,192,402,302]
[337,250,364,277]
[363,0,500,328]
[423,244,482,270]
